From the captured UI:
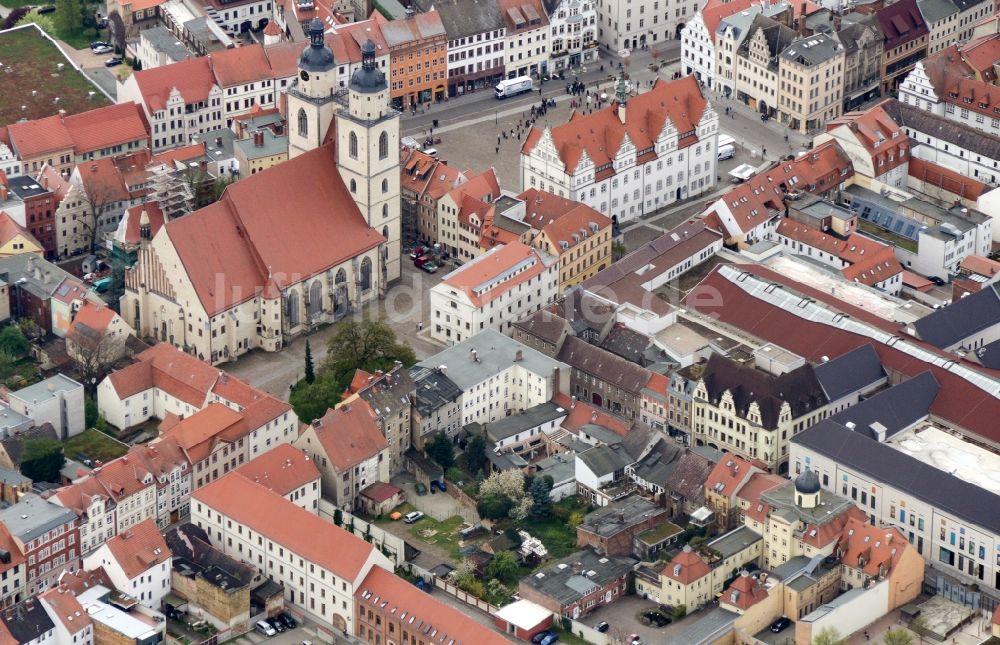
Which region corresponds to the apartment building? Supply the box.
[597,0,692,54]
[430,241,559,343]
[547,0,598,70]
[408,365,463,447]
[917,0,991,54]
[817,101,910,187]
[714,3,791,99]
[875,0,928,94]
[381,10,448,109]
[0,524,26,608]
[192,471,392,635]
[521,76,718,223]
[0,495,79,596]
[436,168,501,259]
[82,518,171,609]
[777,33,845,133]
[344,366,416,475]
[681,0,754,91]
[501,0,550,78]
[413,0,505,96]
[735,15,795,120]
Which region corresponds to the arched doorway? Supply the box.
[308,281,323,319]
[759,100,768,115]
[331,614,347,633]
[592,393,603,407]
[675,23,684,38]
[286,289,300,328]
[239,20,252,33]
[334,269,348,318]
[359,257,372,292]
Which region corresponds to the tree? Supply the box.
[485,551,519,584]
[509,495,534,521]
[288,377,343,424]
[529,476,552,519]
[54,0,82,36]
[882,629,914,645]
[76,170,123,255]
[85,396,99,428]
[0,325,28,359]
[17,319,42,343]
[326,319,416,382]
[304,340,315,384]
[3,7,29,29]
[612,240,627,261]
[16,10,56,33]
[20,439,65,483]
[333,509,343,527]
[479,470,526,500]
[813,627,848,645]
[425,432,454,470]
[69,327,126,394]
[107,10,126,52]
[465,435,488,476]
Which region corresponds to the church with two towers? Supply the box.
[123,20,402,364]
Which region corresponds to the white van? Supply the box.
[718,134,736,149]
[718,144,735,161]
[256,620,276,637]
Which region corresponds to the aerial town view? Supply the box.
[0,0,999,639]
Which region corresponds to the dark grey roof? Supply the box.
[664,450,715,501]
[577,495,664,538]
[781,33,843,66]
[792,417,1000,534]
[881,99,1000,163]
[0,254,84,302]
[165,523,254,591]
[974,338,1000,369]
[813,343,886,401]
[827,371,939,440]
[141,26,192,63]
[0,423,59,467]
[478,402,566,442]
[794,468,821,494]
[1,599,56,643]
[518,548,636,606]
[558,336,651,394]
[912,285,1000,349]
[7,176,50,199]
[916,0,958,23]
[0,492,76,543]
[740,15,797,68]
[350,40,387,93]
[708,525,762,559]
[300,18,335,72]
[513,309,570,345]
[356,366,416,419]
[577,444,634,477]
[599,324,650,364]
[667,607,739,645]
[412,0,502,40]
[630,438,684,485]
[409,366,462,415]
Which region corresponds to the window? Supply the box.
[359,257,372,291]
[297,109,308,137]
[349,132,358,159]
[382,178,389,194]
[379,131,389,159]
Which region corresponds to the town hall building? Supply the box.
[123,20,402,364]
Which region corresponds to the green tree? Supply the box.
[326,319,416,382]
[567,510,586,528]
[425,432,454,470]
[529,476,552,519]
[465,435,488,476]
[54,0,82,36]
[288,377,342,424]
[333,509,343,527]
[19,439,65,483]
[882,629,914,645]
[813,627,847,645]
[486,551,519,584]
[0,325,28,359]
[304,339,315,384]
[85,397,99,428]
[16,11,56,34]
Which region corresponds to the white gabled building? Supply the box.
[83,518,171,609]
[429,241,559,344]
[521,75,718,224]
[682,0,757,91]
[546,0,599,71]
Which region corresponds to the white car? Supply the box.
[403,511,424,524]
[92,45,113,54]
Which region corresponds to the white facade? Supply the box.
[597,0,692,52]
[905,130,1000,187]
[900,62,1000,139]
[429,244,559,344]
[8,375,85,440]
[118,74,225,152]
[521,85,719,224]
[681,11,716,89]
[0,143,22,180]
[548,0,599,69]
[504,20,550,78]
[445,27,506,93]
[83,544,171,609]
[204,0,272,34]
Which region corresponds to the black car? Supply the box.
[90,40,109,49]
[105,57,122,67]
[267,617,286,633]
[929,276,947,286]
[531,631,552,644]
[642,611,670,627]
[770,617,792,633]
[278,612,296,629]
[595,622,610,633]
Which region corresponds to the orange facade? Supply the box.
[383,12,449,109]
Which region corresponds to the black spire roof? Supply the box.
[299,18,335,73]
[349,39,386,93]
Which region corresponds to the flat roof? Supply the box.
[78,586,160,639]
[708,525,763,559]
[479,401,566,442]
[11,374,82,403]
[493,599,552,629]
[890,424,1000,495]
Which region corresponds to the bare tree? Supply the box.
[76,172,121,255]
[108,10,126,52]
[69,325,126,394]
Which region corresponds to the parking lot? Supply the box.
[226,624,321,645]
[390,473,478,524]
[581,596,709,645]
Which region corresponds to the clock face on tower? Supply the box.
[300,70,310,82]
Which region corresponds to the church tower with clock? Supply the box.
[287,18,339,158]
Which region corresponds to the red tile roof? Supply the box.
[518,188,612,255]
[920,36,1000,118]
[356,566,514,645]
[701,0,756,34]
[161,403,249,464]
[69,301,118,338]
[39,585,91,635]
[6,115,74,158]
[131,57,216,113]
[704,453,755,498]
[208,41,301,88]
[721,572,769,610]
[522,76,709,175]
[309,400,387,471]
[193,471,377,582]
[837,519,912,577]
[553,392,631,436]
[734,472,784,507]
[0,211,41,250]
[776,219,902,286]
[37,164,70,202]
[959,255,1000,278]
[62,102,150,155]
[360,481,402,503]
[119,202,165,246]
[101,518,170,580]
[662,545,711,584]
[163,144,384,316]
[235,443,319,497]
[826,103,908,176]
[442,241,551,308]
[0,524,25,574]
[908,157,988,201]
[684,263,1000,444]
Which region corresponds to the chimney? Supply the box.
[799,4,807,35]
[253,130,264,147]
[437,364,447,375]
[552,366,560,392]
[833,15,842,30]
[514,349,523,362]
[215,136,223,147]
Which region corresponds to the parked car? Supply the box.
[256,620,276,637]
[267,617,286,633]
[595,622,609,633]
[432,480,447,492]
[642,611,670,627]
[414,255,431,268]
[278,612,296,629]
[409,246,426,259]
[414,482,427,496]
[531,632,554,644]
[92,45,113,54]
[36,5,55,13]
[770,617,792,633]
[420,261,439,274]
[90,40,109,49]
[539,634,558,645]
[403,511,424,524]
[414,578,432,592]
[929,276,947,286]
[104,57,122,67]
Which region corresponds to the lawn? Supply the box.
[858,219,919,253]
[0,357,41,389]
[63,428,128,464]
[0,24,110,124]
[409,515,466,560]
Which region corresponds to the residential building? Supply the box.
[899,34,1000,138]
[874,0,928,94]
[703,453,763,529]
[911,282,1000,351]
[192,470,393,635]
[515,188,613,291]
[816,102,910,187]
[0,524,26,608]
[233,443,320,511]
[0,211,42,260]
[7,374,85,440]
[546,0,598,71]
[50,476,117,557]
[470,400,566,457]
[412,0,505,97]
[681,0,750,91]
[76,582,166,643]
[400,147,466,243]
[692,352,830,472]
[834,14,883,112]
[38,583,93,645]
[5,172,63,259]
[777,33,845,133]
[0,425,59,472]
[0,494,79,595]
[521,76,718,224]
[327,19,392,92]
[381,10,449,109]
[437,168,502,260]
[501,0,549,78]
[917,0,991,54]
[4,103,150,175]
[107,0,166,39]
[430,241,559,343]
[294,401,389,511]
[82,518,171,609]
[414,329,570,425]
[135,25,194,69]
[345,365,416,474]
[233,128,288,176]
[558,335,652,419]
[356,567,514,645]
[595,0,689,54]
[734,15,796,120]
[576,495,670,556]
[575,443,637,506]
[0,596,57,645]
[714,2,791,99]
[517,548,634,618]
[408,365,463,447]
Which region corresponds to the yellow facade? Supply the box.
[0,234,42,258]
